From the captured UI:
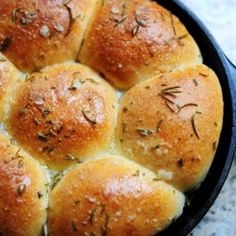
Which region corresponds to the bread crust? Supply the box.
[48,156,185,236]
[79,0,202,89]
[116,65,223,191]
[0,0,97,72]
[0,134,48,236]
[7,63,117,170]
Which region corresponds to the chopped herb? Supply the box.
[19,107,28,115]
[41,108,51,118]
[34,117,41,125]
[68,78,81,90]
[63,0,74,36]
[65,153,77,161]
[74,200,80,205]
[177,158,184,167]
[199,72,208,77]
[122,122,127,133]
[145,85,151,90]
[178,103,198,113]
[10,138,16,145]
[193,78,198,87]
[82,78,100,85]
[153,177,161,181]
[42,223,48,236]
[51,172,63,189]
[156,119,163,132]
[55,23,64,33]
[169,13,176,36]
[71,220,78,232]
[17,159,24,168]
[0,58,6,62]
[17,184,26,196]
[137,128,153,137]
[37,191,44,199]
[161,86,182,94]
[123,107,128,112]
[0,36,12,52]
[166,101,178,113]
[178,34,188,40]
[88,209,97,225]
[15,148,21,157]
[132,170,140,177]
[151,144,160,150]
[132,24,140,35]
[36,132,49,142]
[102,209,109,236]
[82,107,97,127]
[12,8,17,22]
[135,15,146,27]
[213,141,217,151]
[186,195,192,206]
[114,15,127,27]
[191,113,200,139]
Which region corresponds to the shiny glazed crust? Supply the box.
[116,65,223,191]
[0,134,48,236]
[7,62,117,170]
[79,0,202,89]
[0,0,97,72]
[48,156,185,236]
[0,0,224,235]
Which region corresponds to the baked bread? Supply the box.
[116,64,223,191]
[79,0,202,89]
[0,134,48,236]
[0,0,223,235]
[7,62,117,170]
[48,156,185,236]
[0,0,97,72]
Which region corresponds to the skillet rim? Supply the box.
[155,0,236,235]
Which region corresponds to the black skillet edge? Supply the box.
[155,0,236,235]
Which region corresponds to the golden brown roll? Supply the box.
[7,62,117,170]
[116,64,223,191]
[48,156,185,236]
[0,134,48,236]
[0,53,22,122]
[79,0,202,89]
[0,0,97,72]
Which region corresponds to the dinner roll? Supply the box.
[116,64,223,191]
[0,134,48,236]
[79,0,202,89]
[0,0,97,72]
[7,62,117,170]
[0,53,22,122]
[48,156,185,236]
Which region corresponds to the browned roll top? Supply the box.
[7,62,117,170]
[0,0,97,72]
[0,134,48,236]
[48,156,185,236]
[116,65,223,191]
[79,0,202,89]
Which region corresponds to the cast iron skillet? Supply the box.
[155,0,236,235]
